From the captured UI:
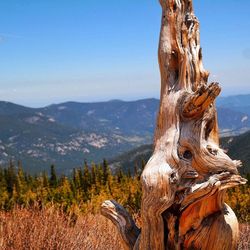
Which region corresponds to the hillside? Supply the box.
[41,99,159,136]
[0,100,158,174]
[221,131,250,175]
[0,95,249,174]
[110,131,250,175]
[217,94,250,115]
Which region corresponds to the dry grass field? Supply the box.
[0,207,248,250]
[0,207,123,250]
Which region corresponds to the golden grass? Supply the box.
[0,207,248,250]
[238,224,250,250]
[0,207,123,250]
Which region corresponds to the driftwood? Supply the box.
[101,0,247,249]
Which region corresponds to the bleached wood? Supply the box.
[102,1,247,249]
[101,200,140,250]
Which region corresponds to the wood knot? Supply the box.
[183,150,193,160]
[170,172,178,184]
[206,145,218,156]
[182,170,198,179]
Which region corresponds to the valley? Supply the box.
[0,94,249,174]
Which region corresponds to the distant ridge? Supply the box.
[0,94,249,174]
[217,94,250,115]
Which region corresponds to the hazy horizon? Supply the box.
[0,0,249,107]
[1,92,250,109]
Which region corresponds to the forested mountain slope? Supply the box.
[0,94,249,174]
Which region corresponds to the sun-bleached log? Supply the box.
[102,1,247,249]
[101,200,140,250]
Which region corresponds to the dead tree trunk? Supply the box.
[101,1,247,249]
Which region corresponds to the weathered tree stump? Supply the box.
[101,1,247,249]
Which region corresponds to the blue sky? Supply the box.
[0,0,249,107]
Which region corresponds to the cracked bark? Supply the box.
[101,1,247,249]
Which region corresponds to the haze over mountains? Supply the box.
[0,94,249,174]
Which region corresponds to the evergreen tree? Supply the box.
[4,160,16,194]
[90,163,97,185]
[42,171,49,187]
[16,161,25,195]
[82,161,91,200]
[102,159,110,185]
[117,168,123,183]
[49,165,57,187]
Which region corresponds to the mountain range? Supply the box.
[0,94,249,174]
